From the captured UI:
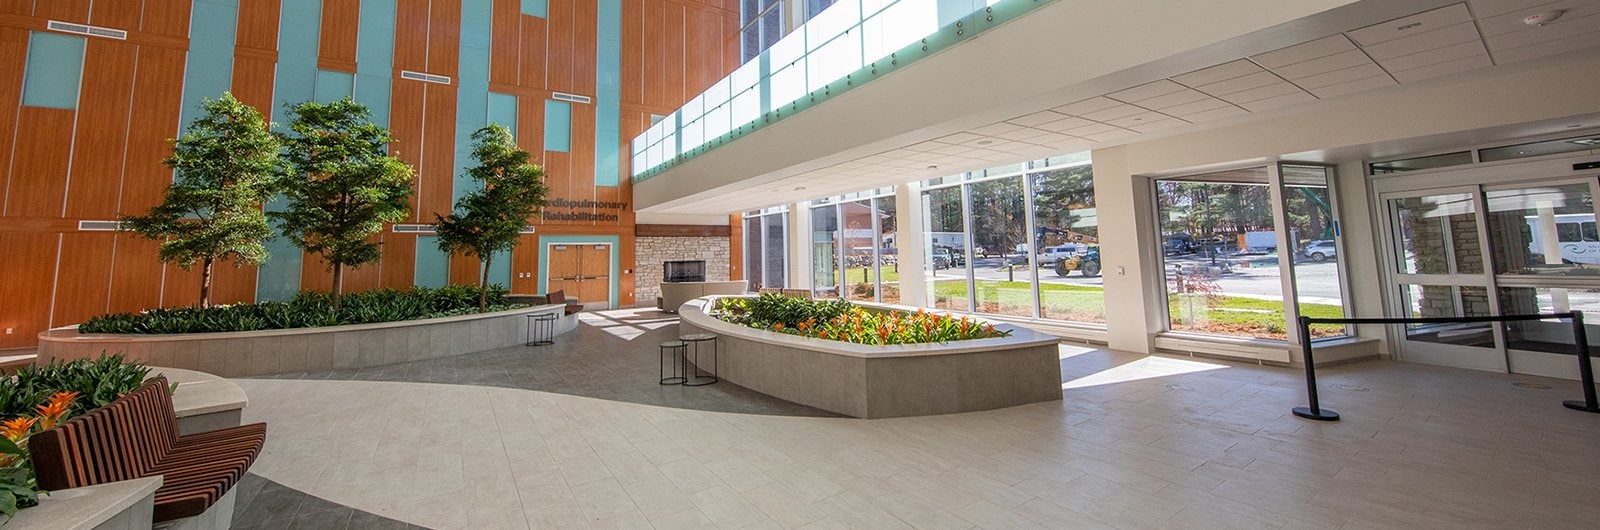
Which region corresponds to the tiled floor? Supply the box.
[232,473,420,529]
[259,309,836,417]
[236,309,1600,529]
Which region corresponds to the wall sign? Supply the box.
[543,198,628,222]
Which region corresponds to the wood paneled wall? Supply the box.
[0,0,738,349]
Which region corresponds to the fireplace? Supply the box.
[663,260,707,283]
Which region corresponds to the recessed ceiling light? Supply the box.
[794,186,806,191]
[1524,10,1564,26]
[976,140,993,145]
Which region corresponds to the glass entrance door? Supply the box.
[1382,189,1504,372]
[1380,176,1600,379]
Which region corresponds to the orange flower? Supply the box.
[773,323,784,331]
[36,391,78,430]
[0,417,36,442]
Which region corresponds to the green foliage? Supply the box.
[78,285,519,335]
[434,124,549,312]
[272,98,415,305]
[120,93,281,308]
[0,444,37,519]
[0,355,152,419]
[715,294,1009,345]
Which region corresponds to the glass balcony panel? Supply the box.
[732,88,761,128]
[806,0,860,52]
[771,64,806,108]
[807,32,862,92]
[704,103,731,141]
[681,118,704,152]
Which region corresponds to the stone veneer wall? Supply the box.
[636,236,734,304]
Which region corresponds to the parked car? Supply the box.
[1054,248,1101,277]
[1302,240,1337,262]
[931,247,966,269]
[1163,236,1197,256]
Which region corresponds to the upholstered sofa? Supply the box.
[658,281,747,312]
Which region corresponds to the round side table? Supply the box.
[659,340,687,385]
[679,333,718,386]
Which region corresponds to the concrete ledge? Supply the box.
[678,296,1063,418]
[37,305,578,377]
[13,476,160,530]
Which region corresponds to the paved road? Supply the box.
[946,251,1346,304]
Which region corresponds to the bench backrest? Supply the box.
[29,376,178,491]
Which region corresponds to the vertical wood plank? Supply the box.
[89,0,142,29]
[52,233,115,327]
[107,233,164,314]
[427,0,461,76]
[139,0,193,40]
[389,79,427,221]
[0,28,27,212]
[380,231,417,289]
[64,39,137,219]
[0,233,59,349]
[489,0,520,86]
[5,107,75,218]
[393,0,431,72]
[118,46,186,216]
[519,14,547,89]
[34,0,90,23]
[318,0,360,71]
[420,83,458,221]
[235,0,283,53]
[511,234,539,294]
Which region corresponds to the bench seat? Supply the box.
[30,376,267,524]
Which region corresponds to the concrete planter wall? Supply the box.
[37,305,577,377]
[678,296,1064,418]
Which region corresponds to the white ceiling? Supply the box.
[642,0,1600,214]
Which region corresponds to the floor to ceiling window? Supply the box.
[811,188,895,301]
[742,206,788,291]
[918,154,1103,323]
[1155,163,1348,342]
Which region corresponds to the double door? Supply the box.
[1378,159,1600,380]
[548,243,612,309]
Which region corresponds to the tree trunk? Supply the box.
[199,258,215,309]
[331,264,344,310]
[479,255,491,313]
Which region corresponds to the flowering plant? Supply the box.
[0,391,79,518]
[717,294,1009,345]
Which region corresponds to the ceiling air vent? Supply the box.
[78,220,122,231]
[552,92,592,105]
[47,20,127,40]
[399,70,452,85]
[391,224,436,233]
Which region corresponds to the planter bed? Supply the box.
[679,296,1064,418]
[37,304,577,377]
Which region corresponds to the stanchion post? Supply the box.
[1564,311,1600,413]
[1292,316,1340,421]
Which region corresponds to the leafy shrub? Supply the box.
[78,285,519,334]
[715,294,1009,345]
[1,355,152,419]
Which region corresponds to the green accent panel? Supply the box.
[177,1,238,125]
[536,236,620,308]
[544,100,571,153]
[488,92,518,129]
[488,250,512,289]
[415,236,451,288]
[355,0,397,128]
[21,32,85,110]
[314,70,354,103]
[258,0,324,302]
[595,0,621,187]
[520,0,547,18]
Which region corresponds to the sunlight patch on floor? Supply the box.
[580,309,678,340]
[1063,355,1229,389]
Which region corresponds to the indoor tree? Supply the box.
[434,124,549,312]
[272,98,414,308]
[121,93,280,308]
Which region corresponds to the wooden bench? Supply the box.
[29,376,267,524]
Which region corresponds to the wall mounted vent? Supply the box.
[78,220,123,231]
[47,20,127,40]
[399,70,452,85]
[552,92,592,104]
[519,226,538,234]
[391,224,437,233]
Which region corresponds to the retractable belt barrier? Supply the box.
[1293,312,1600,422]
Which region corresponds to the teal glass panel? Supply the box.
[415,236,450,288]
[21,32,85,110]
[545,100,572,153]
[454,0,494,206]
[313,70,354,103]
[177,1,238,125]
[488,93,518,130]
[488,251,512,289]
[258,0,324,302]
[521,0,547,17]
[355,0,397,128]
[595,0,622,186]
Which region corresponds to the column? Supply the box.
[1091,145,1163,353]
[895,181,928,307]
